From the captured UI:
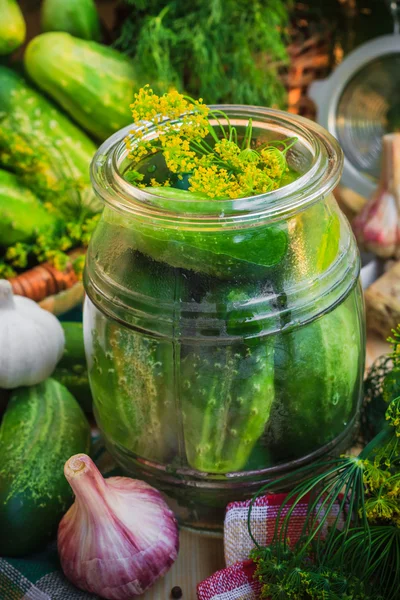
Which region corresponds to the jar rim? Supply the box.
[91,105,344,223]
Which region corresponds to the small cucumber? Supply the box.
[24,32,137,141]
[0,66,101,216]
[53,322,93,412]
[0,378,91,556]
[0,0,26,56]
[41,0,101,41]
[0,169,59,246]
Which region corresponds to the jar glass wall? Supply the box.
[84,106,365,531]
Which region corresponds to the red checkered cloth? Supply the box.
[197,492,345,600]
[197,560,261,600]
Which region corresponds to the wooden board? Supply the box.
[143,530,225,600]
[141,332,390,600]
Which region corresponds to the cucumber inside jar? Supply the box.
[180,339,275,474]
[88,250,190,465]
[91,322,179,464]
[104,186,289,280]
[179,283,279,474]
[267,289,363,462]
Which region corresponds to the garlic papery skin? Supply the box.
[58,454,179,599]
[353,133,400,258]
[0,279,65,388]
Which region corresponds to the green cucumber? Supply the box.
[0,0,26,56]
[181,340,275,473]
[24,32,137,141]
[268,293,362,461]
[41,0,101,41]
[0,66,101,217]
[0,169,59,246]
[0,378,91,556]
[180,285,275,473]
[103,187,288,279]
[92,324,177,462]
[53,322,92,413]
[88,251,185,463]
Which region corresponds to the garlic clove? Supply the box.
[0,280,15,309]
[353,133,400,259]
[58,454,179,599]
[354,190,398,258]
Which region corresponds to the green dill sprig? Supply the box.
[381,325,400,404]
[114,0,291,109]
[0,214,100,279]
[361,326,400,444]
[247,397,400,600]
[251,543,382,600]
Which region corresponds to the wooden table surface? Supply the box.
[142,331,390,600]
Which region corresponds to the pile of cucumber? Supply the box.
[0,0,141,275]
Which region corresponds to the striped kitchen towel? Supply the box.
[198,492,346,600]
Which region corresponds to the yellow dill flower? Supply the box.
[163,136,199,173]
[260,147,287,179]
[148,177,171,188]
[130,85,162,123]
[362,460,391,492]
[198,154,215,168]
[129,139,158,163]
[124,136,133,151]
[214,139,241,168]
[189,165,240,199]
[386,398,400,434]
[131,86,209,133]
[237,163,276,196]
[363,492,399,522]
[387,480,400,498]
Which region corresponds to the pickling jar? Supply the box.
[83,106,365,531]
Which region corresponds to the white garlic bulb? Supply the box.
[0,280,65,388]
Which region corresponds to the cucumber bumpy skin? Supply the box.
[0,378,91,556]
[268,298,362,461]
[181,340,275,473]
[0,169,59,246]
[90,323,178,464]
[0,66,101,216]
[87,250,188,463]
[24,32,137,141]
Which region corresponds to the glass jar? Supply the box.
[84,106,365,532]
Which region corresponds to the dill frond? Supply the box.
[114,0,292,108]
[248,396,400,600]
